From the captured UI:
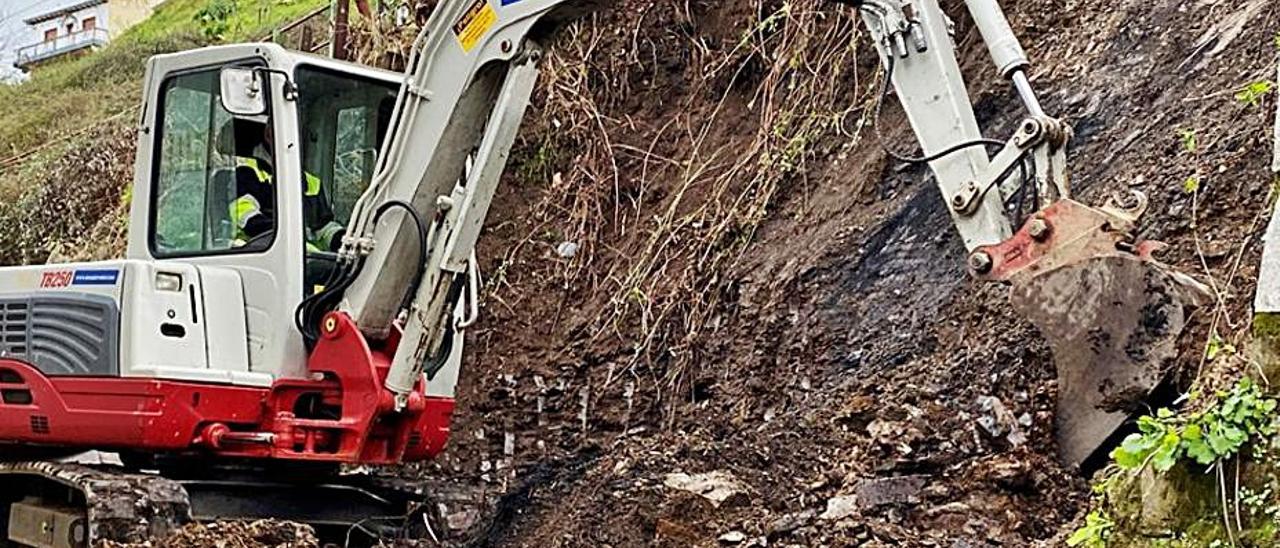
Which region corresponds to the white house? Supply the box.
[13,0,159,71]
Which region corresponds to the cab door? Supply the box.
[126,44,309,384]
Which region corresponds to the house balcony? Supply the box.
[14,28,110,71]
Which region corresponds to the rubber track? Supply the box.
[0,462,191,544]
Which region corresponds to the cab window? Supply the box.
[151,68,277,257]
[295,66,397,254]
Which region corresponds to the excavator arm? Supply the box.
[849,0,1209,465]
[298,0,601,411]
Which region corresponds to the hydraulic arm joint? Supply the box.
[854,0,1074,253]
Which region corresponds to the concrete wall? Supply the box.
[1251,60,1280,314]
[106,0,158,38]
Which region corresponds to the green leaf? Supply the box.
[1185,435,1217,465]
[1178,129,1198,153]
[1221,396,1240,420]
[1066,527,1097,547]
[1137,415,1165,435]
[1067,511,1113,547]
[1224,424,1247,444]
[1184,176,1202,194]
[1112,433,1158,469]
[1152,432,1183,472]
[1206,429,1227,455]
[1235,80,1275,106]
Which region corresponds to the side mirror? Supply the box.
[219,67,266,116]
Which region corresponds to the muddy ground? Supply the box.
[394,0,1280,546]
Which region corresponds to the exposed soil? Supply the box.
[402,0,1280,546]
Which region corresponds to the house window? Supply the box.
[43,29,56,42]
[83,17,96,31]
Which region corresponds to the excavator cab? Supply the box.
[0,2,593,543]
[130,44,406,381]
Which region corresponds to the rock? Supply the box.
[556,241,579,258]
[1272,57,1279,173]
[925,502,973,516]
[663,471,751,508]
[819,475,928,521]
[446,507,481,532]
[655,519,701,544]
[769,510,816,536]
[976,396,1026,447]
[718,531,747,544]
[853,475,927,508]
[1136,465,1216,535]
[818,494,860,521]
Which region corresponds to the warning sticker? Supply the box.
[453,0,498,53]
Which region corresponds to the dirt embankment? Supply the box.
[411,0,1280,546]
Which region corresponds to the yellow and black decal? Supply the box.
[453,0,498,53]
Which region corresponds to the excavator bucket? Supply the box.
[973,197,1210,466]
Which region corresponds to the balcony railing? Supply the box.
[15,28,109,69]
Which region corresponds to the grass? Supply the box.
[0,0,328,257]
[0,0,327,166]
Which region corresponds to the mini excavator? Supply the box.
[0,0,1206,545]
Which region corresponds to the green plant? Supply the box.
[1183,175,1201,194]
[1205,332,1236,362]
[1110,378,1277,472]
[1067,510,1115,547]
[1178,129,1198,153]
[735,3,791,51]
[1234,80,1275,107]
[194,0,238,41]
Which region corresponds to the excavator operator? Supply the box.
[221,118,346,253]
[222,118,276,249]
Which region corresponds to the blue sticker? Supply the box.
[501,0,524,4]
[73,269,120,286]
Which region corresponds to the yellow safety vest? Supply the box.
[230,157,329,249]
[229,194,263,245]
[305,172,321,197]
[306,221,345,253]
[238,157,273,184]
[237,157,321,197]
